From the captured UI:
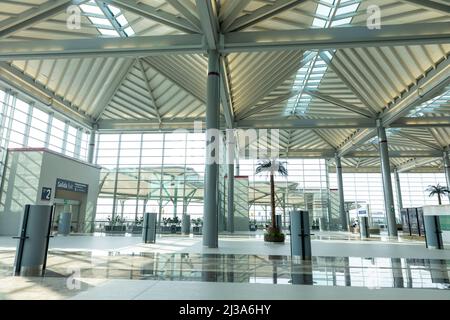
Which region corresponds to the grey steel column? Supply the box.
[377,123,398,237]
[203,50,220,248]
[394,168,403,210]
[226,129,235,233]
[87,125,97,164]
[335,155,348,231]
[443,150,450,201]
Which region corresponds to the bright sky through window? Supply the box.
[80,1,135,37]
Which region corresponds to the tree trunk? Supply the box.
[270,173,276,230]
[438,194,442,205]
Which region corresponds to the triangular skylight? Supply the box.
[285,0,361,116]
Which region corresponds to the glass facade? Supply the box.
[329,171,449,225]
[95,132,205,226]
[0,88,91,184]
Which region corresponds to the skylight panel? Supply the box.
[79,2,135,37]
[316,4,332,17]
[312,18,327,28]
[331,17,352,27]
[80,4,103,15]
[107,5,121,15]
[88,17,112,27]
[336,3,359,15]
[116,15,128,27]
[125,27,135,36]
[98,28,119,36]
[285,0,360,116]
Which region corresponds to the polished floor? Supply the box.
[0,232,449,300]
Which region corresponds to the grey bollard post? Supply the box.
[142,212,157,243]
[423,215,444,249]
[291,256,313,285]
[58,211,71,236]
[182,214,191,235]
[359,216,370,238]
[275,215,282,230]
[290,210,312,260]
[14,205,53,276]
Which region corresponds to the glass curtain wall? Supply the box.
[329,172,450,225]
[228,158,329,228]
[0,88,91,183]
[95,132,205,227]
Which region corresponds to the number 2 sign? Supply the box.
[41,187,52,201]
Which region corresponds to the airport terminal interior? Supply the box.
[0,0,450,300]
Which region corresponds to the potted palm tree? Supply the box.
[255,159,288,242]
[426,184,449,205]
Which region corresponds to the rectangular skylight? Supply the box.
[78,1,135,37]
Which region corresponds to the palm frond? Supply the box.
[426,184,449,197]
[255,159,288,176]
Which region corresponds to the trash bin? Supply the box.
[182,214,191,235]
[142,212,157,243]
[14,205,53,276]
[289,210,312,260]
[423,215,443,249]
[58,211,71,236]
[359,216,370,238]
[275,215,282,230]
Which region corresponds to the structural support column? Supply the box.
[226,129,235,233]
[335,154,348,231]
[443,150,450,201]
[394,168,403,210]
[203,50,220,248]
[377,123,398,237]
[87,124,97,164]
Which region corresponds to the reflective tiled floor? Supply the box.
[1,250,449,290]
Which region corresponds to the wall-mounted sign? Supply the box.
[56,178,88,193]
[41,187,52,201]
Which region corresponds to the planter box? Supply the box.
[105,225,126,234]
[161,225,171,234]
[131,226,143,234]
[193,226,202,235]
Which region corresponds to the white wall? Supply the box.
[38,151,100,233]
[0,150,100,235]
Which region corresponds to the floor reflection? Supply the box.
[0,250,449,290]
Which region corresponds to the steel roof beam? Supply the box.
[396,157,440,173]
[395,131,442,150]
[137,58,161,124]
[237,118,376,129]
[225,0,306,32]
[97,116,450,131]
[222,22,450,52]
[220,0,252,31]
[391,116,450,128]
[106,0,199,34]
[0,34,205,60]
[0,0,89,38]
[1,23,449,60]
[304,89,374,118]
[195,0,219,49]
[399,0,450,15]
[275,149,442,158]
[166,0,202,32]
[220,57,235,129]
